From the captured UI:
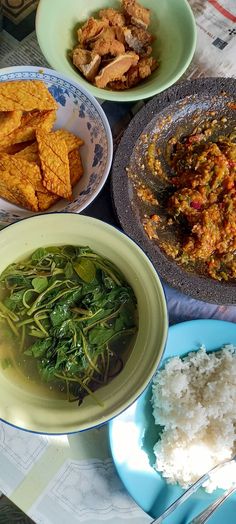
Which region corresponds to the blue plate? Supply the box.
[109,319,236,524]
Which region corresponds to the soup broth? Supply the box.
[0,245,138,405]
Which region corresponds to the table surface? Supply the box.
[0,1,236,523]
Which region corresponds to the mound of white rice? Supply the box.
[151,346,236,492]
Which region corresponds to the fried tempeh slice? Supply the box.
[68,148,83,186]
[0,161,38,211]
[0,141,33,155]
[37,148,83,211]
[0,111,23,139]
[0,80,57,111]
[14,141,40,164]
[0,110,56,148]
[36,130,72,199]
[0,181,22,207]
[0,173,38,211]
[54,129,84,150]
[15,129,83,165]
[0,154,43,192]
[37,191,60,211]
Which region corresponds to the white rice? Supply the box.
[151,345,236,492]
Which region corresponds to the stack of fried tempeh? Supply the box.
[0,80,84,211]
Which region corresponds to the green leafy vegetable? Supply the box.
[32,277,48,293]
[25,338,53,358]
[74,259,96,283]
[31,248,48,261]
[50,304,70,327]
[0,245,138,406]
[4,290,25,311]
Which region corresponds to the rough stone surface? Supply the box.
[111,77,236,305]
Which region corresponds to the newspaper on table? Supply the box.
[187,0,236,79]
[0,1,236,523]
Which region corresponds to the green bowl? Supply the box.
[36,0,197,102]
[0,214,168,434]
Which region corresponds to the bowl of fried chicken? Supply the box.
[36,0,197,102]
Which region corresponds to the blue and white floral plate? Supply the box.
[0,66,113,226]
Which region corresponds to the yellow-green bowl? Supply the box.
[0,214,168,434]
[36,0,197,102]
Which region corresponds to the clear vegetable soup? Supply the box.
[0,246,138,405]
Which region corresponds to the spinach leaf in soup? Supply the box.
[0,245,138,406]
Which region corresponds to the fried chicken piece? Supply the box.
[109,56,157,89]
[95,52,139,88]
[122,0,150,29]
[88,26,125,56]
[100,56,114,68]
[99,8,125,27]
[72,2,156,90]
[107,80,127,90]
[77,17,109,45]
[124,25,153,55]
[92,27,125,57]
[72,47,91,66]
[137,55,157,75]
[115,26,126,44]
[72,48,101,81]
